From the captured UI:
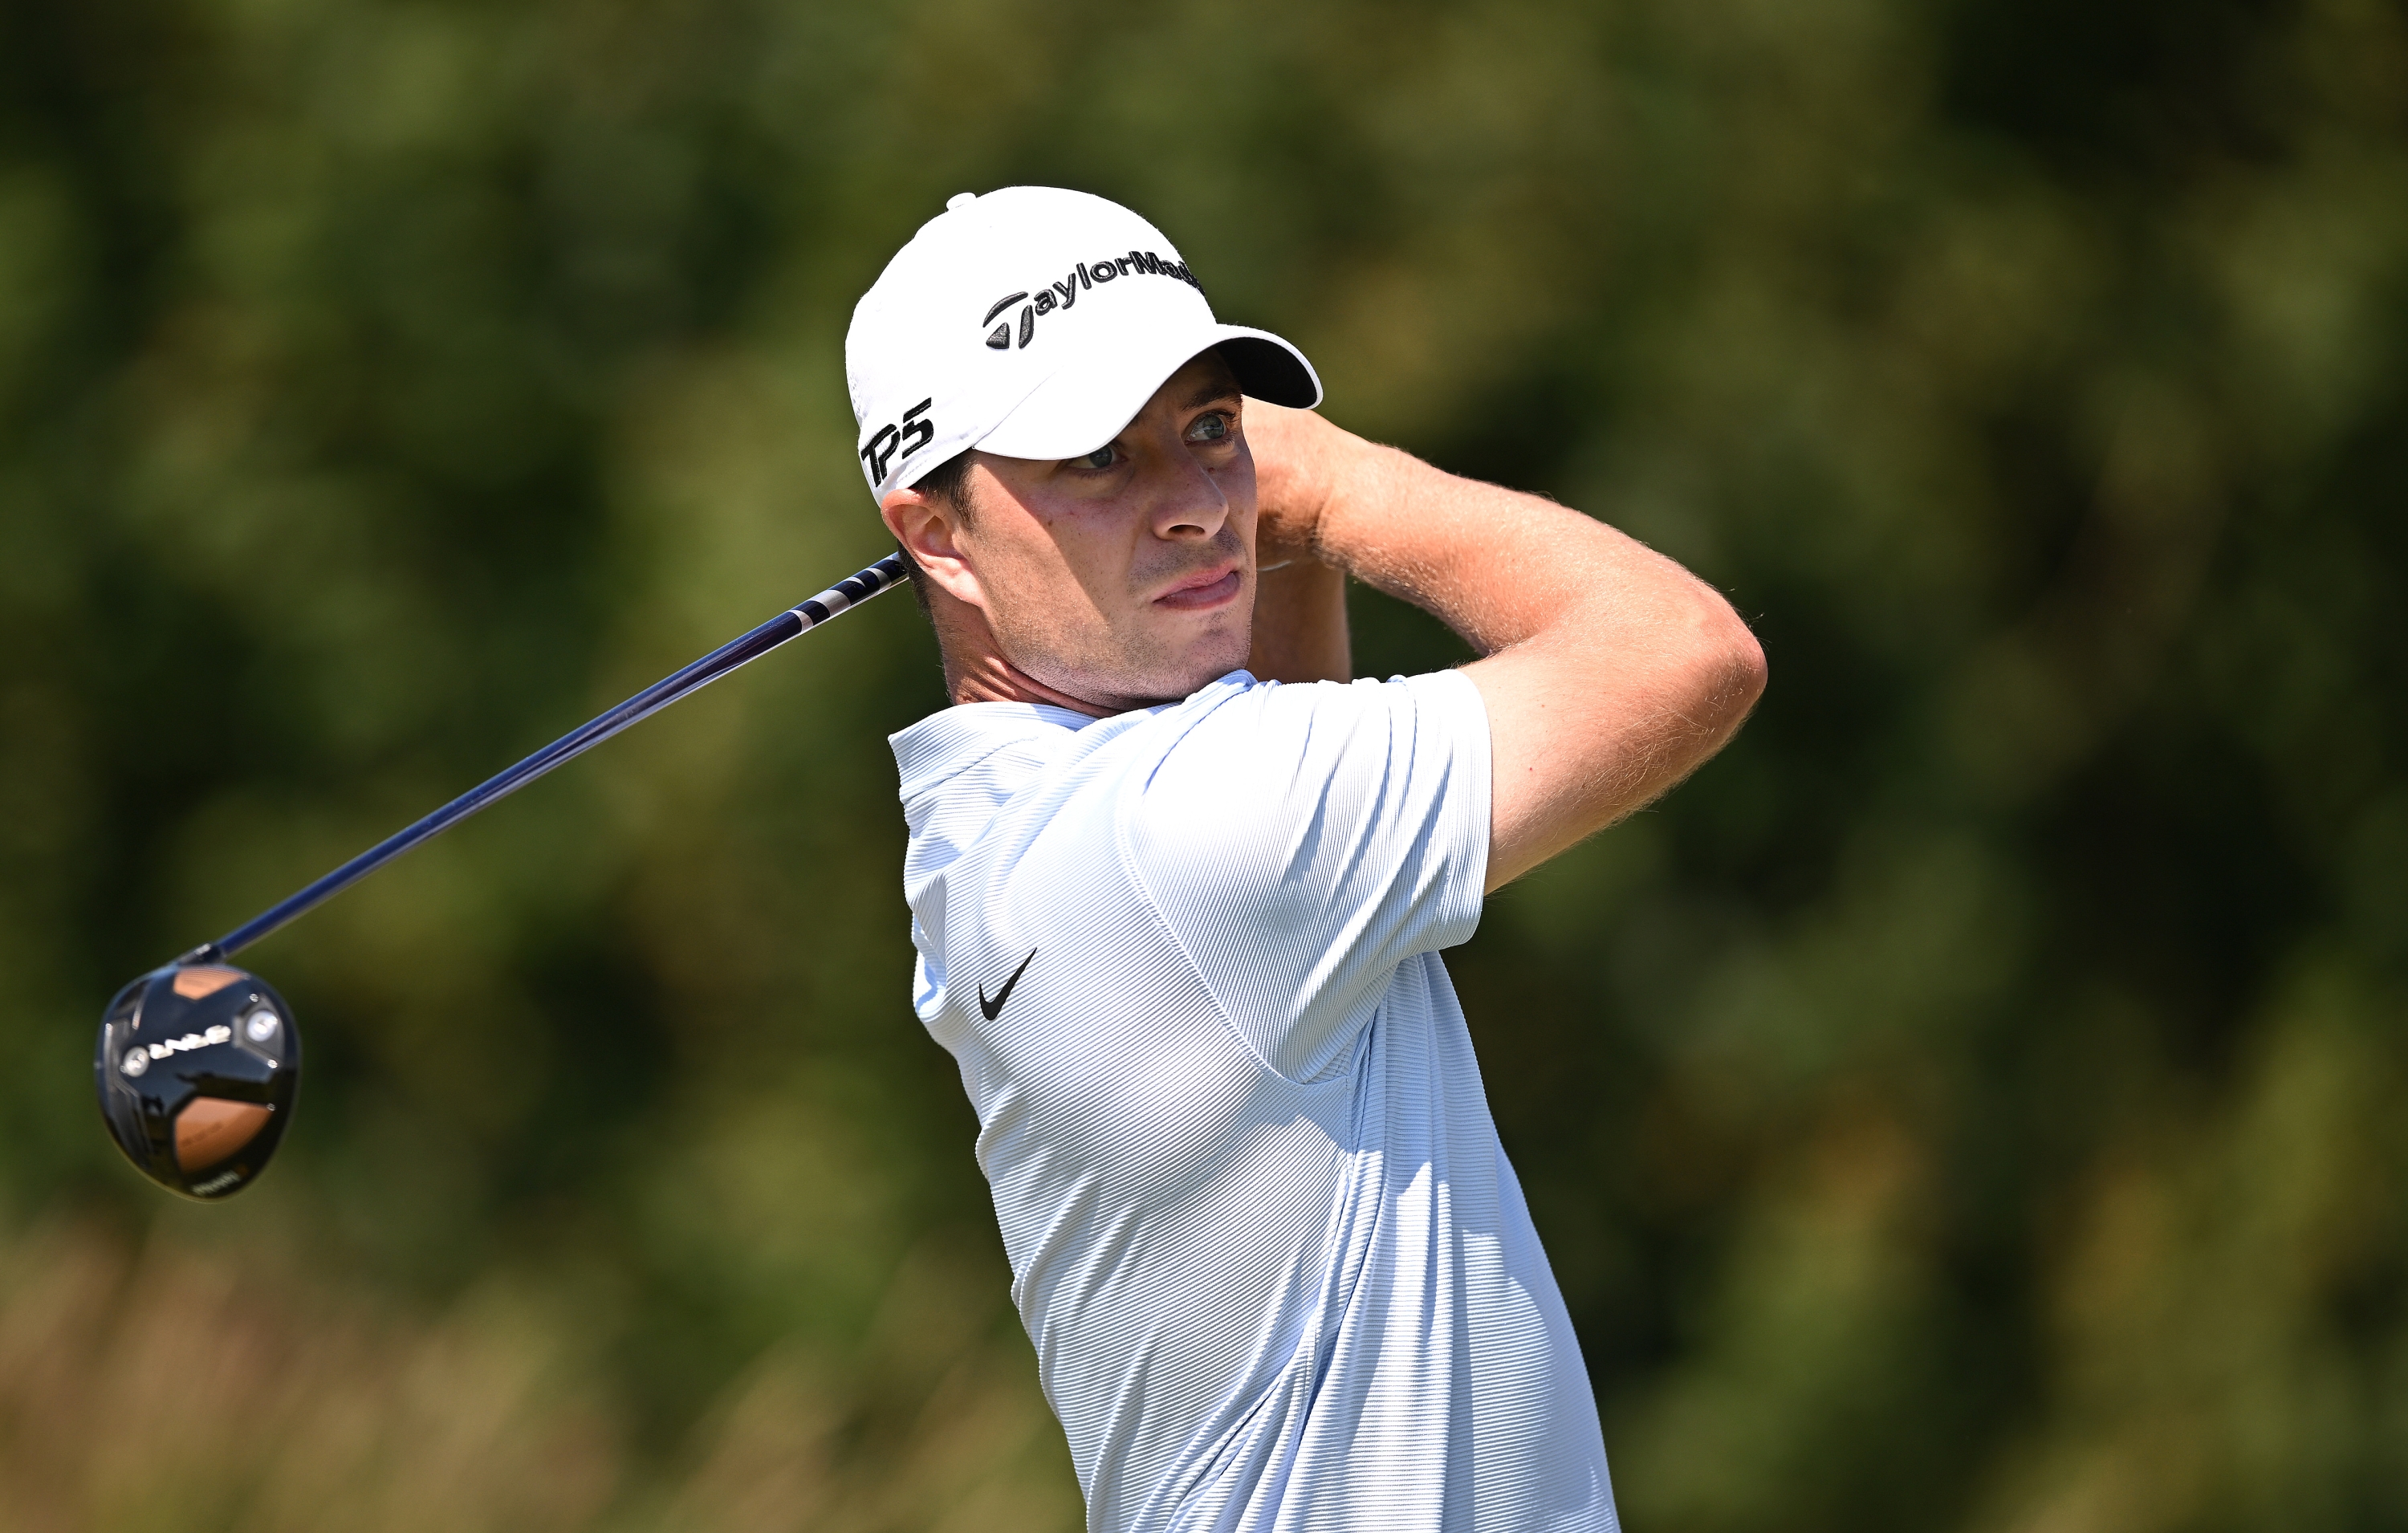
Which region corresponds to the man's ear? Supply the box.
[880,485,985,611]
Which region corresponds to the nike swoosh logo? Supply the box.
[979,949,1039,1022]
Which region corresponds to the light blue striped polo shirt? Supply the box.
[892,669,1617,1532]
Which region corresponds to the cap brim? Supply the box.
[975,322,1322,462]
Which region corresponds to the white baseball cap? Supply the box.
[844,186,1322,504]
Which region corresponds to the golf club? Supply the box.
[96,552,911,1200]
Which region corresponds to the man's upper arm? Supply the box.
[1127,674,1489,1082]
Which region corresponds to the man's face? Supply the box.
[893,352,1258,711]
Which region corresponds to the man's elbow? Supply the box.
[1720,612,1769,720]
[1683,596,1767,742]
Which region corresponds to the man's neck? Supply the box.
[929,592,1116,718]
[946,649,1115,717]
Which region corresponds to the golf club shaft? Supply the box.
[183,554,911,965]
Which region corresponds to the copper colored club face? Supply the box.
[175,1098,274,1171]
[95,963,301,1200]
[172,966,244,999]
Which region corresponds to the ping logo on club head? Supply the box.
[122,1023,237,1075]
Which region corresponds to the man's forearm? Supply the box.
[1247,558,1351,685]
[1251,401,1686,665]
[1247,403,1766,888]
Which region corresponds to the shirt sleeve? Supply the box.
[1123,669,1491,1084]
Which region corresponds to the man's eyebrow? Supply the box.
[1180,376,1243,410]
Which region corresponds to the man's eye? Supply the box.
[1189,413,1230,443]
[1078,446,1116,470]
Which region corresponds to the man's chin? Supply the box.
[1003,613,1252,712]
[1164,634,1255,697]
[1094,643,1252,710]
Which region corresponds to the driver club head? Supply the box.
[96,963,300,1199]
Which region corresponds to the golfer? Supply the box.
[852,188,1765,1531]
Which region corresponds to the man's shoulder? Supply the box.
[1137,669,1487,791]
[891,673,1244,811]
[893,670,1474,788]
[896,669,1484,880]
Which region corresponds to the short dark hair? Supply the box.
[913,449,974,518]
[894,449,974,621]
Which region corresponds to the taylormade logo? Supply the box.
[980,251,1202,352]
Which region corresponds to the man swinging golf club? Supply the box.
[856,187,1765,1532]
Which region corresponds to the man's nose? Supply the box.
[1149,449,1230,542]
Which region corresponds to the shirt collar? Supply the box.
[889,701,1096,804]
[887,672,1258,802]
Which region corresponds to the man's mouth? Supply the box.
[1153,567,1243,612]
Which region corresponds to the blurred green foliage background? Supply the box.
[2,0,2405,1527]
